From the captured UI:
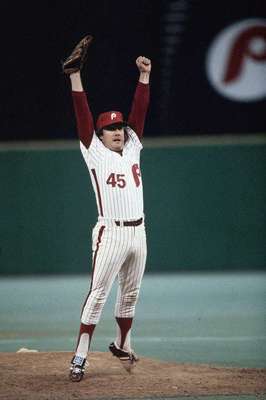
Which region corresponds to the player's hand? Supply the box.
[136,56,151,73]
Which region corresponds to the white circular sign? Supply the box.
[206,19,266,102]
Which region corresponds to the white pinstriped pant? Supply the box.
[81,220,147,325]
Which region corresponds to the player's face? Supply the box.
[101,127,125,152]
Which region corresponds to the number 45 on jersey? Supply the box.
[106,164,141,188]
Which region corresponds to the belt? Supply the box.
[115,218,143,227]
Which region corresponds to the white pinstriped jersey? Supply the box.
[80,127,144,220]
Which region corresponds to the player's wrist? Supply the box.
[70,72,84,91]
[139,72,150,84]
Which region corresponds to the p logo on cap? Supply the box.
[96,111,125,131]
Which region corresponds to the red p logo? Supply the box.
[223,26,266,83]
[206,19,266,102]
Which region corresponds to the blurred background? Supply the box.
[0,0,266,369]
[0,1,265,139]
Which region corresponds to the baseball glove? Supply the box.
[62,35,93,75]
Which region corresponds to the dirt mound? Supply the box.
[0,352,265,399]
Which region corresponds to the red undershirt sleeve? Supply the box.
[127,82,150,139]
[72,91,94,148]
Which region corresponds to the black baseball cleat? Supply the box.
[109,342,139,373]
[69,355,87,382]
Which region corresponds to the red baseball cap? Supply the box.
[96,111,127,132]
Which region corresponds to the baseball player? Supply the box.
[62,35,151,382]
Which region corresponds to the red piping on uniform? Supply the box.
[91,168,104,216]
[81,225,105,316]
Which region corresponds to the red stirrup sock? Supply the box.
[75,323,96,359]
[116,317,133,350]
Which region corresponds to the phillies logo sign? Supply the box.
[206,19,266,102]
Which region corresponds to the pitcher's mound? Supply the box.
[0,352,265,399]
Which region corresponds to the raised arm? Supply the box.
[63,35,94,148]
[127,56,151,139]
[70,72,94,148]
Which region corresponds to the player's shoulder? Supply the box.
[80,132,107,163]
[126,127,143,150]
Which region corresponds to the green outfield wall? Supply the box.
[1,138,265,274]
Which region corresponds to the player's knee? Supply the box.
[122,288,139,306]
[91,286,107,305]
